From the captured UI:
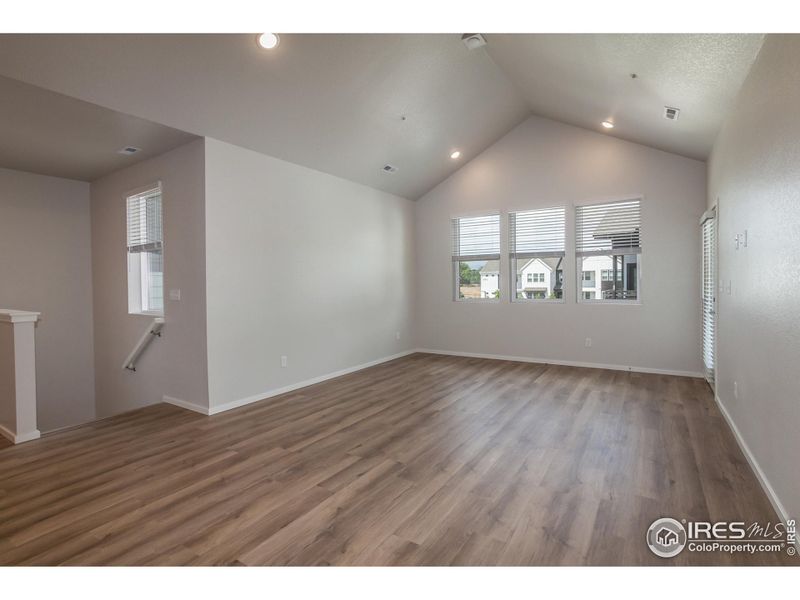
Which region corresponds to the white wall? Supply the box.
[0,168,95,431]
[708,34,800,522]
[90,139,208,416]
[204,138,415,410]
[415,115,707,375]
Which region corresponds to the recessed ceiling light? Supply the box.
[257,33,280,50]
[450,151,461,159]
[601,121,615,129]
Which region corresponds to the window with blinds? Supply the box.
[575,199,641,302]
[126,184,164,315]
[509,207,565,301]
[451,214,500,300]
[702,209,716,385]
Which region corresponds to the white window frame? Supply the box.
[575,197,642,305]
[508,206,566,304]
[127,182,164,316]
[451,212,501,303]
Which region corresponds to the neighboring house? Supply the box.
[480,258,564,299]
[479,260,500,298]
[480,254,637,300]
[580,255,637,300]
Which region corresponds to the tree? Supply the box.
[459,262,481,285]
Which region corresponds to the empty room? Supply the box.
[1,2,799,594]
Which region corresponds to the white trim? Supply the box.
[163,395,210,415]
[124,180,162,200]
[414,348,704,378]
[0,309,41,324]
[165,350,417,417]
[0,423,41,444]
[571,193,645,208]
[714,393,793,532]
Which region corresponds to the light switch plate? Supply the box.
[169,289,181,301]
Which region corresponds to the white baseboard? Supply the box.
[414,348,704,378]
[0,423,41,444]
[164,349,416,417]
[163,395,211,416]
[714,393,792,530]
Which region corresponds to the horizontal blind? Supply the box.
[509,206,565,259]
[451,214,500,261]
[127,186,163,254]
[575,199,641,256]
[702,214,716,383]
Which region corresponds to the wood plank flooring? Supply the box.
[0,353,794,565]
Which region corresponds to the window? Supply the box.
[127,184,164,315]
[509,207,565,301]
[452,214,500,300]
[601,269,623,282]
[575,199,641,302]
[583,291,595,300]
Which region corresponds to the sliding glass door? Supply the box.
[701,208,717,386]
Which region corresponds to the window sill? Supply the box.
[129,310,164,317]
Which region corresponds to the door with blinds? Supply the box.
[701,208,717,386]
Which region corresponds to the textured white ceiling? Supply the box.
[0,34,765,196]
[486,34,764,160]
[0,34,530,198]
[0,75,197,181]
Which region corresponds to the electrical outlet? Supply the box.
[280,355,288,368]
[585,337,592,348]
[395,331,401,340]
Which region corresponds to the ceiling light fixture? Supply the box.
[601,121,615,129]
[450,151,461,159]
[461,33,487,50]
[257,33,280,50]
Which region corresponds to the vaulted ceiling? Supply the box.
[0,75,197,181]
[0,34,765,198]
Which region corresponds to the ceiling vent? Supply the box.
[117,146,141,155]
[461,33,487,50]
[663,106,680,121]
[382,164,398,174]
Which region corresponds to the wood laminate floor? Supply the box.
[0,353,794,565]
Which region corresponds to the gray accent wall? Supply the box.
[708,34,800,523]
[203,138,416,410]
[414,115,707,375]
[0,167,95,431]
[90,139,209,416]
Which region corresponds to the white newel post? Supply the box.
[0,309,41,444]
